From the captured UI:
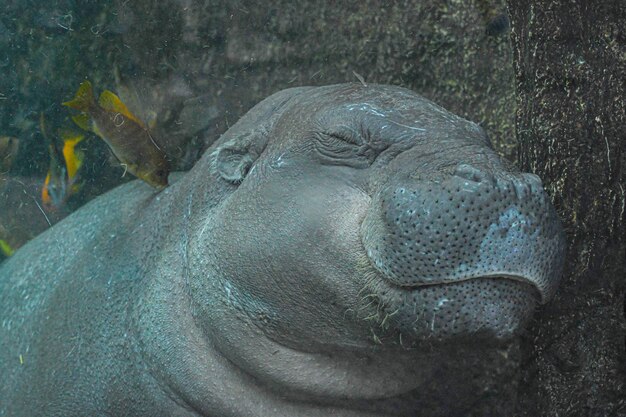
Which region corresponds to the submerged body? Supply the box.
[63,81,170,188]
[0,84,565,416]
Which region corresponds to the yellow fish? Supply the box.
[63,81,170,188]
[40,114,85,211]
[0,238,14,257]
[0,136,20,174]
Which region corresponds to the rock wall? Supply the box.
[509,1,626,415]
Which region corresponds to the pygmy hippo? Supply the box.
[0,84,565,416]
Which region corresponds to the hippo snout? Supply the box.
[362,163,566,304]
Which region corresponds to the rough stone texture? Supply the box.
[508,1,626,416]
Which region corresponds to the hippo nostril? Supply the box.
[502,174,544,199]
[511,178,531,199]
[453,164,492,184]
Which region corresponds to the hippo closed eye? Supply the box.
[0,83,565,417]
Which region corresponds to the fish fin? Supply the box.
[61,131,85,181]
[71,113,91,131]
[0,239,14,257]
[62,81,96,112]
[98,90,146,128]
[59,129,85,146]
[65,149,84,181]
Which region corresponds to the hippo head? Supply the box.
[194,83,565,352]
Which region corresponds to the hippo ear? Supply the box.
[214,130,266,184]
[212,86,313,184]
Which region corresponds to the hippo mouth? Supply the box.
[358,251,543,343]
[384,272,542,301]
[358,273,540,347]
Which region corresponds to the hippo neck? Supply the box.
[198,284,436,399]
[137,259,435,417]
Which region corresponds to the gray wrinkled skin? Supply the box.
[0,84,565,416]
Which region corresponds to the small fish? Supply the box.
[0,222,15,258]
[63,81,170,188]
[40,114,85,211]
[0,238,14,257]
[0,136,20,174]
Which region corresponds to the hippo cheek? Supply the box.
[203,167,379,350]
[358,170,566,342]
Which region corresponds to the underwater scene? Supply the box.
[0,1,623,416]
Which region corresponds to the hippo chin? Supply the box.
[0,84,565,416]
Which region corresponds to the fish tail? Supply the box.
[62,80,96,113]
